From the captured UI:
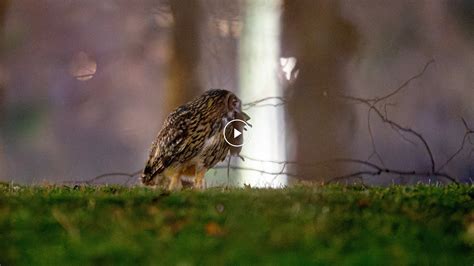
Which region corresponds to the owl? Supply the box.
[141,89,250,190]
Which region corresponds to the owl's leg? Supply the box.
[194,168,207,190]
[168,170,183,191]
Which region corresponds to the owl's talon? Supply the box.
[194,169,207,190]
[168,173,183,191]
[168,181,182,191]
[194,181,206,190]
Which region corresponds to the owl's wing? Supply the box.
[142,107,210,183]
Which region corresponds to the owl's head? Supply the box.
[226,92,250,121]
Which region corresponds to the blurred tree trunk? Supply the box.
[165,0,203,113]
[281,0,358,181]
[0,0,9,111]
[0,0,9,177]
[0,0,8,29]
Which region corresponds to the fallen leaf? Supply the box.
[205,222,225,236]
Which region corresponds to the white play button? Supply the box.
[223,119,251,147]
[233,128,242,138]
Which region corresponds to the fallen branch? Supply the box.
[63,169,142,185]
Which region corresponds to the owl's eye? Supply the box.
[227,95,240,111]
[233,99,241,109]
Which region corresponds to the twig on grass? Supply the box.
[63,169,142,185]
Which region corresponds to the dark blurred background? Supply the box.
[0,0,472,185]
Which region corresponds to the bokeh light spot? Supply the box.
[69,51,97,81]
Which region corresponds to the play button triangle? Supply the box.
[233,128,242,138]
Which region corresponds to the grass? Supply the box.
[0,184,473,265]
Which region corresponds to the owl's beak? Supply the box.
[237,110,252,127]
[240,111,251,121]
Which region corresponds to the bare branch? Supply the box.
[384,103,419,146]
[335,60,463,184]
[237,155,458,184]
[345,59,435,105]
[342,94,436,172]
[436,118,474,172]
[367,105,386,166]
[242,96,286,110]
[340,60,435,167]
[241,155,381,170]
[214,164,302,178]
[327,168,458,184]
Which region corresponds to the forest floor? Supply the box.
[0,183,473,265]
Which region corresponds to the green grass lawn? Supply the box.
[0,184,473,265]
